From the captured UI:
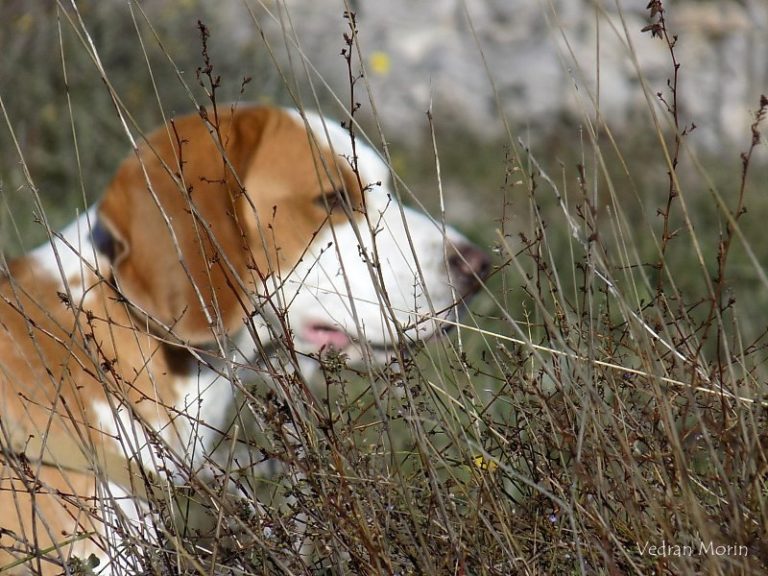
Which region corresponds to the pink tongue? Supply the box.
[302,324,351,351]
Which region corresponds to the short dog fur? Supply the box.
[0,105,489,574]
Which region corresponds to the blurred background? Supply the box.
[1,0,766,248]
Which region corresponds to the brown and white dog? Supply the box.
[0,105,489,574]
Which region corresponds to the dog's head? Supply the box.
[98,106,489,358]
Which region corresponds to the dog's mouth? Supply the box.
[300,322,394,353]
[299,308,465,356]
[301,322,353,351]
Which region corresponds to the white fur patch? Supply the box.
[29,206,102,301]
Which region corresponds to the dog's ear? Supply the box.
[98,108,274,344]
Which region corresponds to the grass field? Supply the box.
[1,1,767,575]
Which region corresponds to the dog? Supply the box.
[0,105,489,574]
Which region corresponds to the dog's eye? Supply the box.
[315,189,345,213]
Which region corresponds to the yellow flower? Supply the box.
[369,51,392,76]
[472,455,498,472]
[16,13,34,33]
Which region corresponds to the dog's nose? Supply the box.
[447,242,491,295]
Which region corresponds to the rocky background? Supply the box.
[249,0,768,151]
